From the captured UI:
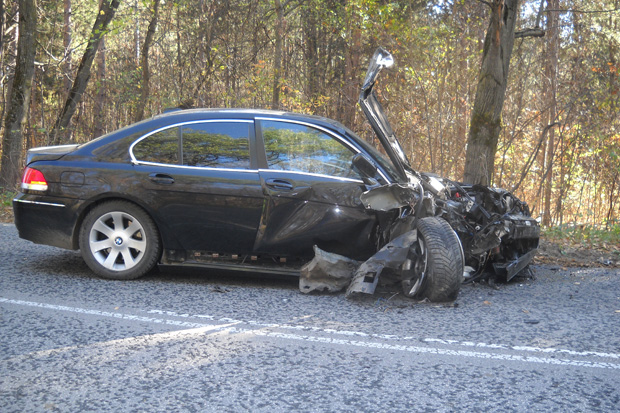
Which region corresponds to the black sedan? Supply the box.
[14,48,539,302]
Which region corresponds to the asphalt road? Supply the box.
[1,223,619,412]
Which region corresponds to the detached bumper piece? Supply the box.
[299,231,418,297]
[493,248,537,281]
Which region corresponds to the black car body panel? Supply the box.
[14,109,384,267]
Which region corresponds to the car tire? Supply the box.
[79,201,161,280]
[401,217,463,302]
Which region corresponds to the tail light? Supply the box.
[22,167,48,191]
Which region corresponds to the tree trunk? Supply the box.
[0,0,36,190]
[49,0,120,145]
[134,0,140,64]
[542,0,559,226]
[271,0,284,110]
[63,0,72,97]
[135,0,160,122]
[342,1,361,129]
[92,35,106,139]
[303,4,319,107]
[463,0,520,186]
[0,0,4,54]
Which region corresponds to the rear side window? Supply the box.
[133,127,180,164]
[132,121,251,169]
[182,122,251,169]
[261,120,359,179]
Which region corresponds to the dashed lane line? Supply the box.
[2,297,619,370]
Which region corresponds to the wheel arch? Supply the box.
[70,194,176,252]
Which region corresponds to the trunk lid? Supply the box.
[25,144,80,165]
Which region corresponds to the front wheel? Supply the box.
[401,217,463,302]
[79,201,161,280]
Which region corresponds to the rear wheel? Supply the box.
[79,201,161,280]
[401,217,463,302]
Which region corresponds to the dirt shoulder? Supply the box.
[2,202,618,269]
[535,238,620,268]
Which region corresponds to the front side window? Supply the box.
[261,120,359,179]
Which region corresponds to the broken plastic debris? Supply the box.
[346,230,418,298]
[299,246,361,294]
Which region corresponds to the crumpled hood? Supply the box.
[359,47,411,182]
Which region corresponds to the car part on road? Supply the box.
[299,246,361,294]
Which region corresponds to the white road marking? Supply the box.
[2,297,619,370]
[146,308,620,361]
[423,338,620,360]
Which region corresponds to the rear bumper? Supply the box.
[13,193,80,250]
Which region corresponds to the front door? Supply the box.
[254,119,377,260]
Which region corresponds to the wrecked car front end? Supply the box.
[303,48,539,301]
[359,48,540,285]
[437,181,540,281]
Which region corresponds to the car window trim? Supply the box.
[258,169,364,183]
[133,160,260,173]
[256,117,390,183]
[129,119,255,170]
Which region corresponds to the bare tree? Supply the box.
[342,2,361,129]
[463,0,521,185]
[135,0,161,122]
[271,0,284,110]
[49,0,120,145]
[542,0,559,226]
[0,0,36,190]
[92,35,106,139]
[63,0,72,97]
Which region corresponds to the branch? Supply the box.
[534,0,545,28]
[545,7,620,14]
[515,28,545,38]
[511,123,560,193]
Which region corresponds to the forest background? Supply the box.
[0,0,618,233]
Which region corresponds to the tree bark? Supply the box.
[303,4,319,107]
[135,0,160,122]
[0,0,36,190]
[463,0,520,186]
[342,1,361,129]
[63,0,72,97]
[542,0,559,226]
[92,35,106,139]
[271,0,284,110]
[0,0,4,53]
[49,0,120,145]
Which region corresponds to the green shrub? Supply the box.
[0,189,16,207]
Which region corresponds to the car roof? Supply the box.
[75,108,357,157]
[151,108,345,128]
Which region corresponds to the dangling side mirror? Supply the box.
[352,153,378,183]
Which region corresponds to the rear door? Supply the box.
[254,118,377,260]
[131,119,263,253]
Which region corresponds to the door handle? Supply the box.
[265,178,293,190]
[149,173,175,185]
